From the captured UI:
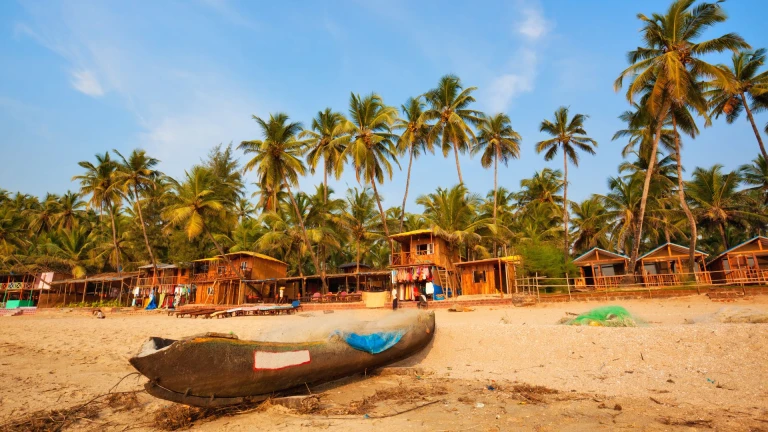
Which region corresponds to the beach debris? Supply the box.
[448,304,475,312]
[657,417,713,428]
[0,390,142,432]
[511,294,537,307]
[475,402,485,408]
[560,306,640,327]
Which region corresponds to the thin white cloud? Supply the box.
[485,49,537,113]
[13,1,268,177]
[70,69,104,97]
[484,2,552,112]
[516,7,551,41]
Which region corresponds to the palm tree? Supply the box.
[708,49,768,160]
[536,107,597,260]
[341,187,383,275]
[163,166,244,278]
[516,168,564,207]
[615,0,748,273]
[570,196,610,254]
[422,75,483,183]
[72,152,124,274]
[686,165,760,249]
[114,149,161,273]
[416,184,489,261]
[601,176,643,255]
[394,97,433,232]
[301,108,349,204]
[239,113,326,289]
[341,93,400,246]
[740,155,768,204]
[474,113,521,240]
[24,194,58,236]
[44,227,100,278]
[52,191,86,230]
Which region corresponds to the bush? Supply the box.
[518,242,578,279]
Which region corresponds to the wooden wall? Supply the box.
[459,262,499,295]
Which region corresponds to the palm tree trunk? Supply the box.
[108,206,122,276]
[323,159,328,204]
[370,180,392,251]
[453,143,464,184]
[356,240,361,292]
[563,151,569,262]
[284,183,327,292]
[628,102,670,274]
[672,119,698,275]
[741,92,768,161]
[718,222,729,250]
[399,147,414,233]
[133,185,157,277]
[493,145,499,258]
[205,228,244,280]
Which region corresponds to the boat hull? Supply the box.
[130,310,435,405]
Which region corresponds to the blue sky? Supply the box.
[1,0,767,213]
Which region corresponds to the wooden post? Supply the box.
[566,271,572,301]
[82,277,88,303]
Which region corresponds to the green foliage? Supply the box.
[517,241,578,279]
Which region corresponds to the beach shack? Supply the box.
[707,236,768,285]
[1,271,70,308]
[192,252,287,305]
[390,229,461,299]
[46,272,139,307]
[454,256,520,295]
[572,248,629,289]
[132,263,192,308]
[338,262,372,274]
[639,243,710,287]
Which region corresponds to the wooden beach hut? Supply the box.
[389,229,461,298]
[707,236,768,285]
[572,248,629,289]
[639,243,710,287]
[454,256,520,295]
[132,263,191,308]
[192,252,287,305]
[2,271,70,308]
[46,272,139,307]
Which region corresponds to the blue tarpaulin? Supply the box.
[339,330,405,354]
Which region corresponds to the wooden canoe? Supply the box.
[130,310,435,407]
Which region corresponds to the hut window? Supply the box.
[643,263,657,275]
[416,243,434,255]
[240,261,248,270]
[217,266,226,275]
[473,270,486,283]
[600,265,616,276]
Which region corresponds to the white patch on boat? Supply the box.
[253,350,311,370]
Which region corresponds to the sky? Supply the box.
[1,0,767,213]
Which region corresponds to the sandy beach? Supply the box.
[1,295,768,431]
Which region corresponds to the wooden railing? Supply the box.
[724,268,768,285]
[391,251,450,267]
[642,273,680,287]
[192,267,252,282]
[593,275,630,289]
[0,282,33,290]
[135,276,189,287]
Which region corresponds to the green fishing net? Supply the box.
[563,306,639,327]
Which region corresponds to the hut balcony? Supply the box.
[135,275,190,287]
[391,250,446,267]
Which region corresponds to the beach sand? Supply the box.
[1,295,767,431]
